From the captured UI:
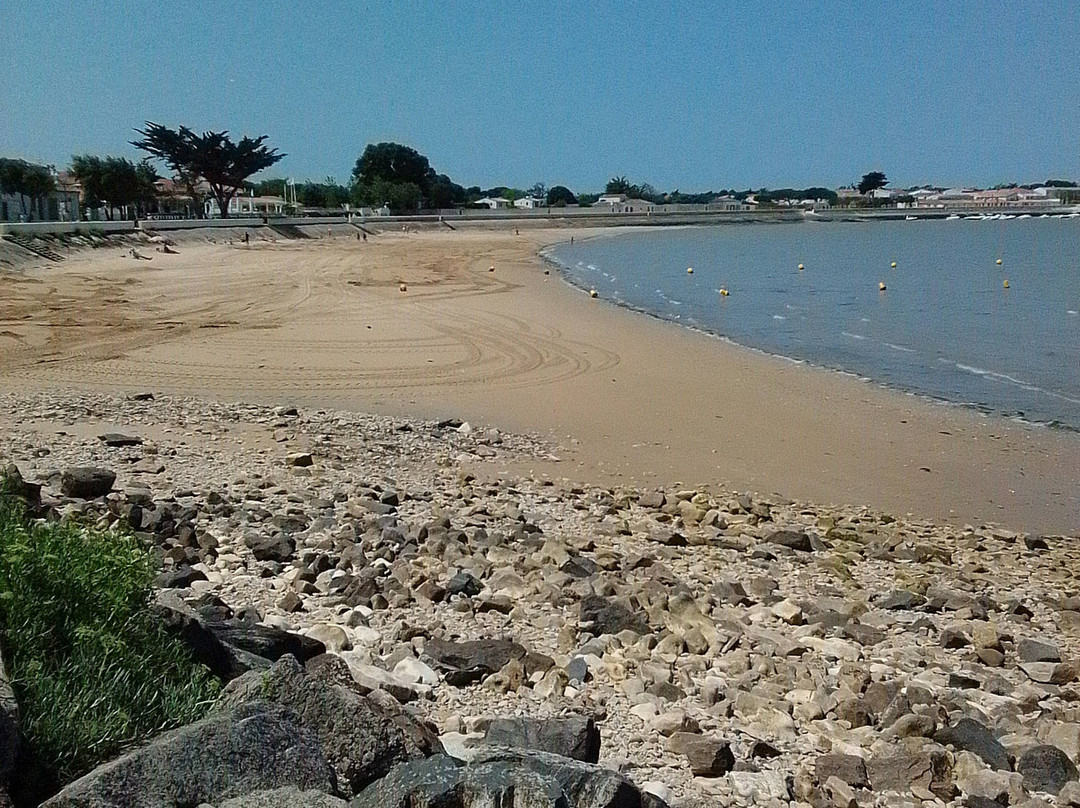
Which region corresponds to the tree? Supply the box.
[546,185,577,206]
[528,183,548,201]
[132,122,284,218]
[857,171,888,195]
[0,159,55,221]
[352,143,431,188]
[606,176,632,195]
[71,155,158,220]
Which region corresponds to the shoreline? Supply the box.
[539,237,1080,437]
[0,225,1076,533]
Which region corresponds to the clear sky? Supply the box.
[2,1,1077,192]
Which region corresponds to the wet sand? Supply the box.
[0,226,1076,533]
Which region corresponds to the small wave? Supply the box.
[1069,310,1078,316]
[860,317,870,323]
[841,331,866,340]
[773,315,787,321]
[670,300,682,306]
[885,342,915,353]
[586,264,598,271]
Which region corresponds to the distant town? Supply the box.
[1,131,1077,223]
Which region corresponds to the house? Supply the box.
[474,197,511,210]
[205,192,286,218]
[513,196,546,210]
[709,195,749,212]
[1,168,81,222]
[596,195,655,214]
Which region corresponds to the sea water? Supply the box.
[546,217,1080,430]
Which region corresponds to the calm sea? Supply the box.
[546,217,1080,430]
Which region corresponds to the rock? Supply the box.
[392,657,439,687]
[341,659,423,703]
[305,625,351,654]
[218,787,346,808]
[1,463,41,513]
[286,452,314,467]
[154,596,325,681]
[650,710,699,737]
[1017,745,1078,796]
[218,656,437,798]
[98,432,143,447]
[1022,661,1080,685]
[876,589,926,610]
[40,703,333,808]
[446,571,481,598]
[771,599,803,625]
[935,718,1011,771]
[666,733,733,777]
[816,754,868,789]
[1059,780,1080,807]
[246,534,296,563]
[953,752,1021,805]
[483,715,601,763]
[421,637,528,686]
[60,467,115,499]
[579,595,650,636]
[155,564,208,589]
[351,750,656,808]
[823,776,858,808]
[765,529,812,552]
[1018,639,1062,663]
[868,750,954,800]
[729,771,790,801]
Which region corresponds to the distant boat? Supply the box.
[905,215,917,221]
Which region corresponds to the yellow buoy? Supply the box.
[1003,279,1010,288]
[589,289,598,298]
[879,282,887,291]
[687,267,694,274]
[890,261,897,268]
[996,258,1003,265]
[798,263,804,270]
[719,287,730,297]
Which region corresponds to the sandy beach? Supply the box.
[1,224,1076,533]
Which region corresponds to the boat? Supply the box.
[905,215,917,221]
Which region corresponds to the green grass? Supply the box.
[0,475,220,801]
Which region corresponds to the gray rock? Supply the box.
[218,656,437,798]
[1018,639,1063,663]
[421,637,527,686]
[484,716,601,763]
[351,750,660,808]
[666,733,733,777]
[764,529,812,552]
[867,750,954,800]
[579,595,650,636]
[219,787,346,808]
[1017,745,1078,796]
[60,467,115,499]
[154,596,325,681]
[98,433,143,447]
[815,754,868,789]
[41,703,333,808]
[246,534,296,563]
[875,589,926,610]
[1,463,41,514]
[446,571,481,598]
[934,718,1011,771]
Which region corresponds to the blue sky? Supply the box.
[2,1,1077,191]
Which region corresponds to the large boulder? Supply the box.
[41,703,333,808]
[154,594,325,681]
[350,749,665,808]
[934,718,1011,771]
[60,467,115,500]
[421,638,527,686]
[1017,744,1078,796]
[484,716,601,763]
[1,463,41,515]
[218,655,439,798]
[219,787,346,808]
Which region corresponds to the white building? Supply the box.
[513,196,546,209]
[205,192,286,218]
[474,197,511,210]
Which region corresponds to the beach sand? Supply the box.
[1,226,1076,533]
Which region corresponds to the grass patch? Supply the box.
[0,474,219,802]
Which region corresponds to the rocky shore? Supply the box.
[2,390,1080,807]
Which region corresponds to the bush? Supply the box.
[0,480,219,801]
